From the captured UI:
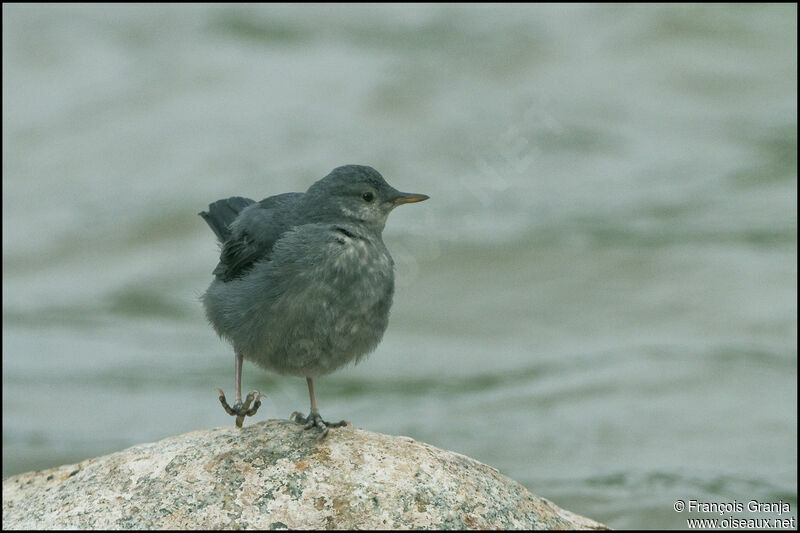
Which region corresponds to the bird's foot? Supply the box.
[290,409,348,438]
[218,389,263,428]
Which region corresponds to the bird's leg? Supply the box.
[291,377,348,438]
[218,352,263,428]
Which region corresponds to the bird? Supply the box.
[199,165,428,436]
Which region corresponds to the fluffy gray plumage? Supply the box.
[200,165,427,378]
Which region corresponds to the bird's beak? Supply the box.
[392,192,430,206]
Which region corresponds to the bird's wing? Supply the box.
[212,192,303,281]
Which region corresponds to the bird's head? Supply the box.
[304,165,428,232]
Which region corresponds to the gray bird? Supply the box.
[200,165,428,436]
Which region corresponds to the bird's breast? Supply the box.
[235,225,396,375]
[323,229,394,291]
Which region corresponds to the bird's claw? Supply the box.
[290,410,348,439]
[218,389,263,428]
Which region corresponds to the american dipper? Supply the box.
[200,165,428,436]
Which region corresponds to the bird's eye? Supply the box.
[361,192,374,202]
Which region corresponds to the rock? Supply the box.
[2,419,607,530]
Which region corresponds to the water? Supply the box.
[2,4,796,529]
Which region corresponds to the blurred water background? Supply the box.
[2,4,797,529]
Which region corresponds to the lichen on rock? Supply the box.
[2,419,607,530]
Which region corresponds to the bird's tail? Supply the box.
[199,196,255,242]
